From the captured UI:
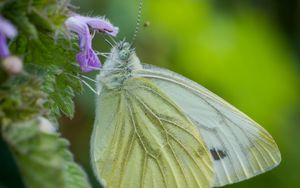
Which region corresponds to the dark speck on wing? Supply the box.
[210,148,227,161]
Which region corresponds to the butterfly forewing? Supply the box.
[133,64,281,187]
[91,77,214,188]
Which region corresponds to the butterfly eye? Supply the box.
[118,49,130,61]
[117,42,132,61]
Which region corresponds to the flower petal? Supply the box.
[0,33,10,58]
[65,17,91,50]
[0,16,17,38]
[72,15,119,36]
[76,48,101,72]
[65,14,119,72]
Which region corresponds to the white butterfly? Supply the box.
[90,42,281,188]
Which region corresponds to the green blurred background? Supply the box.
[3,0,300,187]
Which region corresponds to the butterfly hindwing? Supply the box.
[133,64,281,187]
[91,77,214,188]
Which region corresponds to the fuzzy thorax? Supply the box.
[97,42,142,89]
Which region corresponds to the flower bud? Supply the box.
[38,117,56,134]
[2,56,23,75]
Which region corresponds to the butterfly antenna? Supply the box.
[104,38,114,47]
[65,73,99,95]
[108,35,117,45]
[131,0,144,45]
[81,78,99,95]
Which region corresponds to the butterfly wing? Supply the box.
[91,77,214,188]
[133,64,281,187]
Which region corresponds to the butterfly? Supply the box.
[90,41,281,188]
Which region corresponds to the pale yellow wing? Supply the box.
[91,77,214,188]
[133,64,281,187]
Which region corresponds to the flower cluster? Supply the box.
[65,15,119,72]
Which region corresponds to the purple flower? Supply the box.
[65,15,119,72]
[0,16,17,58]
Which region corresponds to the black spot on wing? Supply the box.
[210,148,227,161]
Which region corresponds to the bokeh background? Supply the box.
[2,0,299,187]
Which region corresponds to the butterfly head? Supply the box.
[106,40,142,71]
[99,40,142,89]
[115,41,135,62]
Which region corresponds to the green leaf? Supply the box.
[2,0,82,119]
[1,117,91,188]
